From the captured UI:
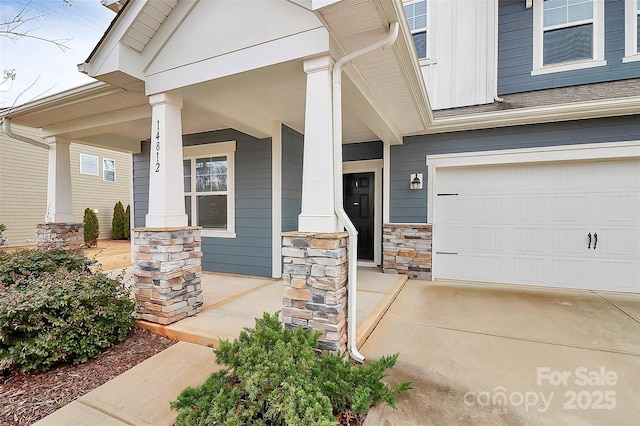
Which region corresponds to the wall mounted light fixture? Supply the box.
[410,173,423,190]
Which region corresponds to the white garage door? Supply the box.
[433,159,640,293]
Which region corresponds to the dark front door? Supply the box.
[344,172,375,260]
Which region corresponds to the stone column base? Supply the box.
[383,223,432,280]
[282,231,348,352]
[133,227,203,325]
[35,223,84,253]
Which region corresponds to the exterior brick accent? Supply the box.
[282,231,349,353]
[35,222,84,253]
[133,227,203,325]
[383,223,432,280]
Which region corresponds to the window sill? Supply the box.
[201,230,237,239]
[531,59,607,76]
[622,54,640,63]
[419,58,437,66]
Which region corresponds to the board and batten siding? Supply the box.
[0,125,48,246]
[498,0,640,95]
[0,124,131,246]
[390,115,640,223]
[133,129,274,277]
[281,125,303,233]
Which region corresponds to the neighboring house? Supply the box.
[1,0,638,298]
[0,124,131,246]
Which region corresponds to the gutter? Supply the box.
[333,21,400,363]
[2,119,49,149]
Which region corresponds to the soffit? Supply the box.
[316,0,432,136]
[121,0,179,53]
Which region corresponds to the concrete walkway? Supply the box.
[35,267,406,425]
[362,280,640,425]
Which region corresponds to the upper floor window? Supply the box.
[183,141,236,238]
[404,0,427,59]
[623,0,640,62]
[532,0,605,75]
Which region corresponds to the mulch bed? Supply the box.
[0,327,176,426]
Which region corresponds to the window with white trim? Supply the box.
[532,0,605,75]
[80,154,98,176]
[623,0,640,62]
[183,142,235,238]
[404,0,427,59]
[103,158,116,182]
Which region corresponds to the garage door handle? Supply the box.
[587,233,592,249]
[593,233,597,250]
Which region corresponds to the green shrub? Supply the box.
[0,223,7,246]
[111,201,125,240]
[0,251,134,373]
[84,208,100,248]
[171,312,411,425]
[0,248,94,288]
[123,204,131,240]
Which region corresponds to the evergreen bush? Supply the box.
[123,204,131,240]
[0,249,133,373]
[171,312,411,425]
[111,201,125,239]
[84,208,100,248]
[0,223,8,246]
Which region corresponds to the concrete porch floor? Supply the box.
[127,266,407,350]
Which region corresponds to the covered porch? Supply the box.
[2,0,431,357]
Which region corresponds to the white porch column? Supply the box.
[44,137,74,222]
[146,93,188,227]
[298,56,341,233]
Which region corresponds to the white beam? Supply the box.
[42,105,150,137]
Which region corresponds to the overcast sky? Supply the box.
[0,0,115,108]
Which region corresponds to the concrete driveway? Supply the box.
[362,280,640,425]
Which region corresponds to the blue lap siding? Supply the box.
[390,115,640,222]
[133,129,273,277]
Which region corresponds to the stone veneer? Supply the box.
[132,227,203,325]
[282,231,348,352]
[383,223,432,280]
[35,222,84,253]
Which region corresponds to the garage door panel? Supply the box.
[434,158,640,293]
[513,257,545,284]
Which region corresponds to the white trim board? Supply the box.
[271,122,283,278]
[343,159,383,265]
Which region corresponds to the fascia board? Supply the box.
[422,97,640,135]
[83,0,146,78]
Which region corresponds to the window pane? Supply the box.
[197,195,227,229]
[80,154,98,175]
[103,159,115,182]
[185,196,192,226]
[544,24,592,65]
[412,31,427,59]
[196,156,227,192]
[567,2,592,22]
[183,160,191,192]
[414,14,426,30]
[544,5,567,27]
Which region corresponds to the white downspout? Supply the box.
[2,119,50,149]
[333,21,400,363]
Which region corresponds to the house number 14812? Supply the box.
[155,120,160,172]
